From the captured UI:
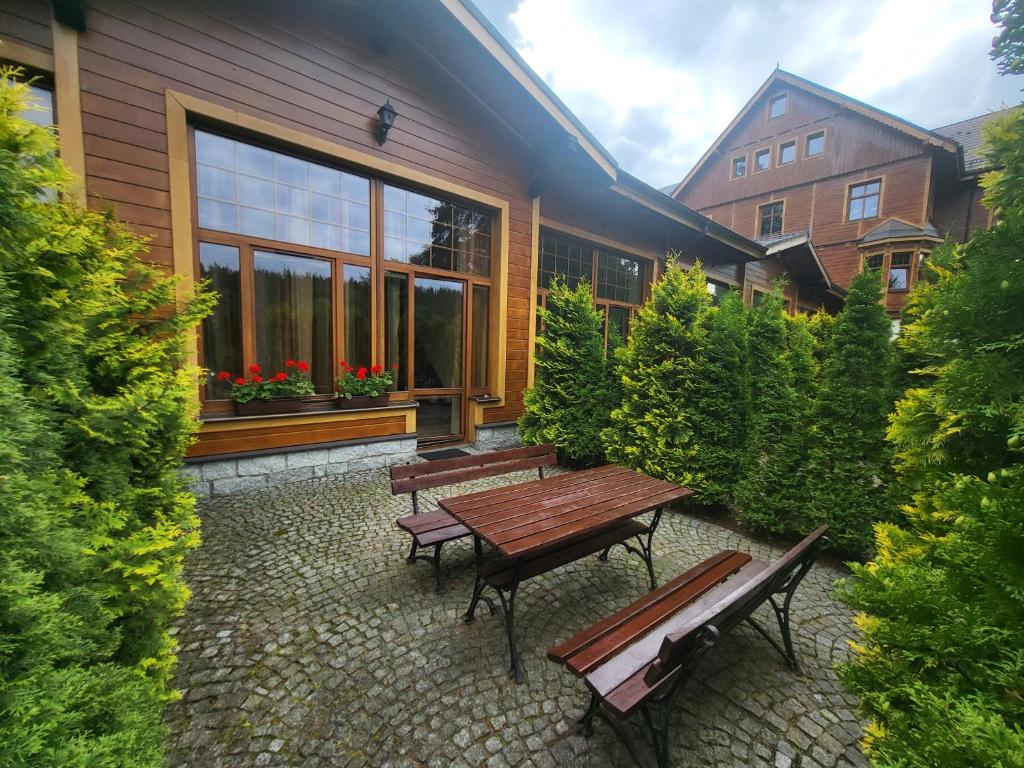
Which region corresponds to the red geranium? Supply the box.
[249,363,262,374]
[274,372,288,382]
[338,360,347,368]
[217,371,232,381]
[235,377,246,385]
[285,359,296,368]
[356,367,367,380]
[296,360,310,373]
[371,364,383,374]
[253,375,264,383]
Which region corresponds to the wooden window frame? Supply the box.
[887,251,912,293]
[188,124,497,419]
[535,227,652,353]
[846,178,883,223]
[768,93,787,121]
[757,200,785,238]
[777,139,797,166]
[753,147,772,174]
[805,129,826,159]
[730,153,747,180]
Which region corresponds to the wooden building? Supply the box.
[0,0,835,488]
[671,69,1010,318]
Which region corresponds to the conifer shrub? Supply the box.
[688,288,750,505]
[603,259,712,489]
[0,73,210,764]
[802,269,895,554]
[733,286,813,534]
[838,107,1024,765]
[520,277,618,466]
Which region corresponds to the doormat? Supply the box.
[419,448,471,461]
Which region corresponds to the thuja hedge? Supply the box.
[0,73,211,765]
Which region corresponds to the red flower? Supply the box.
[275,372,288,381]
[234,377,246,386]
[371,364,383,375]
[217,371,232,381]
[356,367,367,380]
[346,365,354,372]
[249,364,262,374]
[296,360,310,373]
[253,375,264,383]
[285,359,296,368]
[338,360,347,368]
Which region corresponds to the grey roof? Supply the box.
[658,183,677,195]
[861,219,942,244]
[755,231,808,248]
[934,107,1020,173]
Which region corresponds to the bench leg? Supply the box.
[432,543,443,594]
[597,546,611,562]
[406,539,418,563]
[578,692,599,737]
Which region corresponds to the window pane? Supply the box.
[597,251,642,304]
[253,250,333,393]
[344,265,372,369]
[770,94,787,119]
[385,272,408,391]
[807,132,824,156]
[755,150,770,171]
[888,267,909,290]
[608,305,630,347]
[538,232,593,290]
[849,197,864,221]
[16,83,54,127]
[416,396,462,438]
[414,277,463,388]
[780,142,796,164]
[199,243,242,400]
[194,130,369,255]
[472,285,489,388]
[733,156,746,177]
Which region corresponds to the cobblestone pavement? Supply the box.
[166,467,870,768]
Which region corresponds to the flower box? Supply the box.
[233,397,307,417]
[336,395,389,410]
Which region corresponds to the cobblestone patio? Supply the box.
[166,467,869,768]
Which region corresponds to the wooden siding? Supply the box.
[0,0,51,55]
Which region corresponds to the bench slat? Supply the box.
[415,523,471,547]
[396,509,455,533]
[547,550,739,664]
[481,520,648,590]
[551,551,751,674]
[391,453,557,495]
[390,443,556,480]
[584,561,770,697]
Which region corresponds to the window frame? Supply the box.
[768,93,787,121]
[757,201,785,238]
[535,227,652,353]
[730,153,747,180]
[805,129,825,158]
[753,147,772,173]
[778,139,797,166]
[188,124,497,415]
[846,178,883,222]
[887,251,913,292]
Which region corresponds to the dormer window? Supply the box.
[769,94,787,120]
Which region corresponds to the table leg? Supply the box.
[497,579,523,682]
[465,535,486,623]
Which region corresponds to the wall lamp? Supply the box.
[375,100,398,145]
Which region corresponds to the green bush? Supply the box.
[602,259,711,488]
[688,288,750,505]
[838,107,1024,766]
[733,287,813,534]
[0,72,210,765]
[802,270,895,554]
[520,277,618,466]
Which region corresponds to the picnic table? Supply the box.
[440,464,693,681]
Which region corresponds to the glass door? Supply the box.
[413,276,465,443]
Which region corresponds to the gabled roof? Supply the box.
[755,230,836,291]
[934,107,1020,174]
[861,218,942,244]
[671,68,960,197]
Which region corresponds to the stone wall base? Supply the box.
[473,421,522,452]
[182,436,418,498]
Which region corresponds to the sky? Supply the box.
[472,0,1024,189]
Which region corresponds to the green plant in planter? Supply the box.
[220,360,316,403]
[336,361,393,398]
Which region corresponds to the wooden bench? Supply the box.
[547,525,829,768]
[391,444,558,592]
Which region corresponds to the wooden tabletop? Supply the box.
[439,465,692,559]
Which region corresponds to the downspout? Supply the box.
[963,183,975,241]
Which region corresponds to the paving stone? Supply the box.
[166,467,869,767]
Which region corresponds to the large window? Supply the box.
[848,180,881,221]
[191,128,495,417]
[759,202,784,237]
[536,230,649,351]
[195,130,370,255]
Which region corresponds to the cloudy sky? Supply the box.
[473,0,1023,189]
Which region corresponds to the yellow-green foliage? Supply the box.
[839,107,1024,766]
[0,72,211,765]
[602,259,711,489]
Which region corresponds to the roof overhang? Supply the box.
[763,231,834,291]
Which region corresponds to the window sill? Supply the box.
[199,400,418,424]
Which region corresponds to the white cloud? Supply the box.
[479,0,1022,188]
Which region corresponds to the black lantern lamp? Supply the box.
[375,100,398,145]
